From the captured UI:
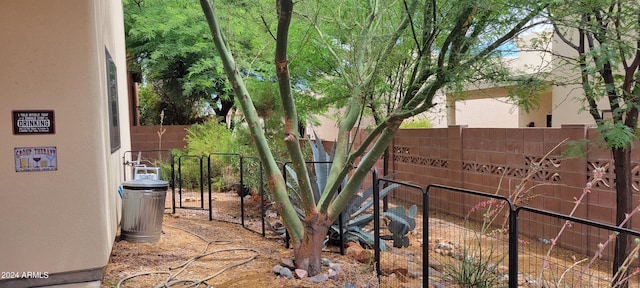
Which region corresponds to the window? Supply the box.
[106,49,120,152]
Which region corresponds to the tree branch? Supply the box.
[275,0,318,215]
[199,0,304,240]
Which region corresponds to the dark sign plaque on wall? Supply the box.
[12,110,55,135]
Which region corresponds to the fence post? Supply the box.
[208,155,212,221]
[373,170,381,278]
[171,154,176,214]
[199,156,204,209]
[508,205,518,288]
[178,156,183,208]
[240,156,245,227]
[259,159,265,237]
[423,186,428,288]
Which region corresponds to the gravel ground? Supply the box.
[101,192,381,288]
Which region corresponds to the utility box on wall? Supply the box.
[0,1,131,287]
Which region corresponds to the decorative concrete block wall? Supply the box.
[385,124,640,257]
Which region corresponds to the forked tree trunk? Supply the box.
[612,146,633,287]
[293,212,331,276]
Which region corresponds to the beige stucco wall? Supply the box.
[0,0,129,286]
[310,113,340,141]
[454,97,520,128]
[550,32,610,127]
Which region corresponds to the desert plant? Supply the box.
[285,132,415,250]
[465,139,568,235]
[611,238,640,287]
[171,149,205,191]
[574,202,640,287]
[536,167,605,283]
[461,139,640,287]
[181,120,239,190]
[458,140,569,286]
[381,205,417,248]
[399,116,434,129]
[326,176,403,250]
[184,120,236,156]
[443,236,507,288]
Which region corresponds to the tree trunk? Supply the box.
[612,146,633,286]
[293,212,331,276]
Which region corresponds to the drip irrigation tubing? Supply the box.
[116,224,260,288]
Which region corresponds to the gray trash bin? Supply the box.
[121,178,168,242]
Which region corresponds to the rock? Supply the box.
[345,243,372,264]
[281,258,295,269]
[434,241,454,251]
[380,255,408,277]
[321,258,331,266]
[272,265,283,274]
[387,273,397,282]
[395,272,410,283]
[494,264,508,275]
[271,220,284,231]
[308,274,329,283]
[328,262,341,272]
[294,269,308,279]
[344,241,361,248]
[344,283,356,288]
[408,267,423,279]
[265,210,278,218]
[428,260,443,271]
[428,267,442,278]
[328,268,338,280]
[430,281,447,288]
[279,267,293,279]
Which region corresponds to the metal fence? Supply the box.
[238,156,266,236]
[206,153,241,223]
[175,154,207,212]
[371,181,640,287]
[122,151,640,287]
[516,206,640,287]
[375,176,429,288]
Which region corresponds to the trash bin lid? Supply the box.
[123,178,168,189]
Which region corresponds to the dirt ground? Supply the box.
[102,215,384,287]
[102,191,382,288]
[102,190,618,288]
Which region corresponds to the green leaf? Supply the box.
[597,121,637,150]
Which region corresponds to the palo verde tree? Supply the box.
[200,0,549,275]
[545,1,640,283]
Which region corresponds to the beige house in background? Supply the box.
[0,1,129,287]
[436,31,608,129]
[311,31,608,141]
